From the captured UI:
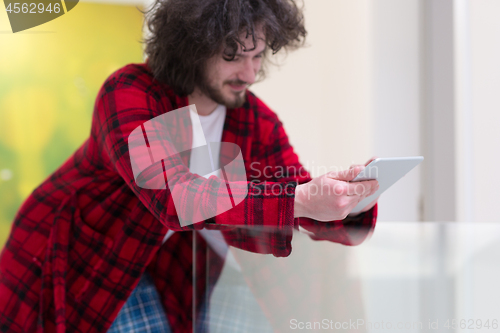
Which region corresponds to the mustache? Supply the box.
[224,80,248,86]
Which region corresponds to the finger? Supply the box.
[369,182,380,196]
[345,193,366,213]
[362,180,379,197]
[346,180,378,196]
[365,180,379,197]
[348,164,365,179]
[346,194,378,216]
[365,156,378,166]
[345,183,365,196]
[349,164,364,170]
[331,181,349,196]
[331,166,363,182]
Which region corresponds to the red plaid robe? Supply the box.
[0,61,377,333]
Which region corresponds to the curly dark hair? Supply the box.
[141,0,307,96]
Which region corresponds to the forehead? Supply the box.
[235,24,266,50]
[213,25,267,61]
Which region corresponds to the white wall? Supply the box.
[420,0,500,223]
[370,0,422,221]
[422,0,458,222]
[251,0,373,177]
[468,0,500,222]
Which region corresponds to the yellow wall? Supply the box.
[0,2,145,247]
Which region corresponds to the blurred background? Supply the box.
[0,0,499,247]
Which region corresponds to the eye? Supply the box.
[224,55,241,62]
[223,52,239,61]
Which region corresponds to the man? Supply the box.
[0,0,378,332]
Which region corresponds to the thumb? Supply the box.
[329,166,363,182]
[365,156,378,166]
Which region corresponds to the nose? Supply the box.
[238,57,258,85]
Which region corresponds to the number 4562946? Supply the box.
[6,2,61,14]
[444,319,498,330]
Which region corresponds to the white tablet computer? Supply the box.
[349,156,424,214]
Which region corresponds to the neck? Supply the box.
[188,88,218,116]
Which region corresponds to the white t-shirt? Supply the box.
[161,105,240,270]
[188,104,226,179]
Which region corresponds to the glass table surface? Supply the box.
[192,222,500,333]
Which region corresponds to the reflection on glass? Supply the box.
[189,223,500,333]
[194,218,376,332]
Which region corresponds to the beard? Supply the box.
[197,72,247,109]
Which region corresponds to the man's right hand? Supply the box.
[294,166,379,221]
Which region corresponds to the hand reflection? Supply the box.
[203,203,377,257]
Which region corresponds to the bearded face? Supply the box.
[196,27,266,109]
